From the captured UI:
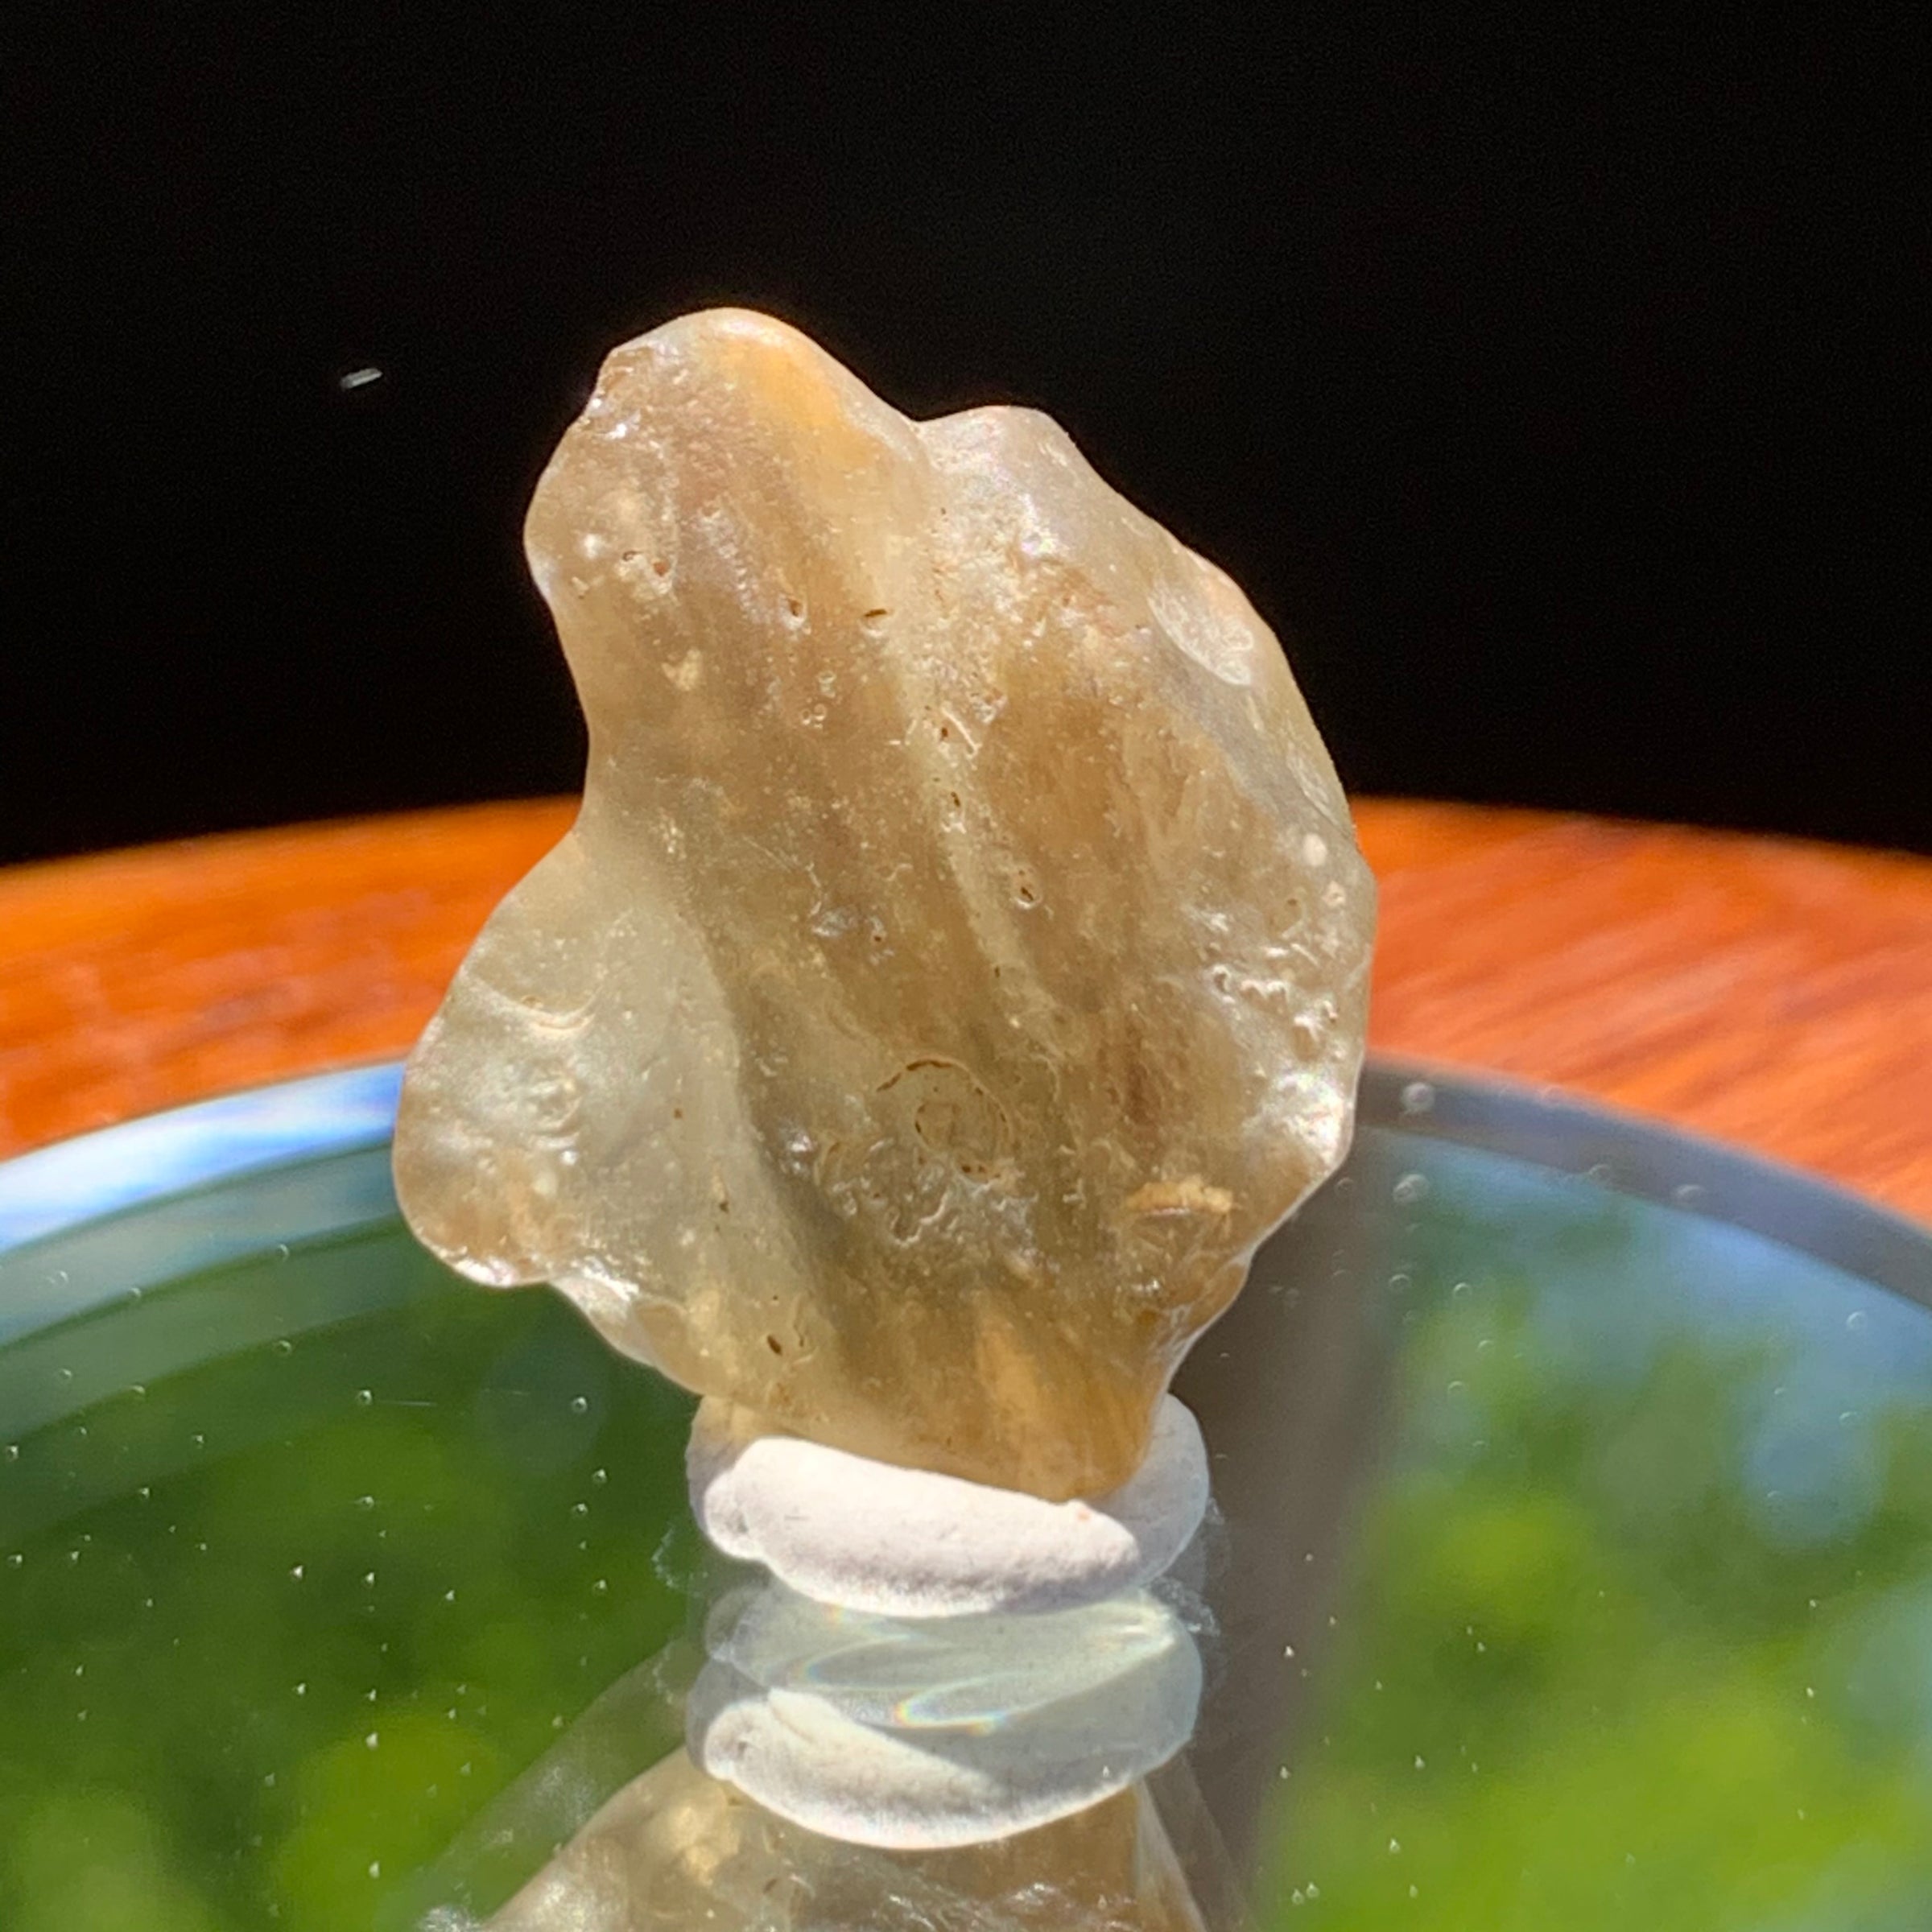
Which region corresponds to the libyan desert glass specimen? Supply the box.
[394,308,1373,1499]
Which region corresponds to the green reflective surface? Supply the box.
[1234,1139,1932,1929]
[2,1079,1930,1927]
[0,1148,700,1930]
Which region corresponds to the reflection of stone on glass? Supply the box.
[469,1570,1217,1926]
[402,1545,1223,1927]
[490,1752,1211,1930]
[394,307,1373,1505]
[688,1581,1203,1848]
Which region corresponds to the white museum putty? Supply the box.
[687,1393,1212,1618]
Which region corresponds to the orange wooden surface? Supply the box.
[2,799,1928,1224]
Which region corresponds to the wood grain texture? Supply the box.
[2,799,1927,1223]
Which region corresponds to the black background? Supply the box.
[4,8,1923,865]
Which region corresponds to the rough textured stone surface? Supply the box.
[395,308,1373,1499]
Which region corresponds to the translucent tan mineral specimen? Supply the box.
[489,1750,1208,1932]
[395,309,1373,1499]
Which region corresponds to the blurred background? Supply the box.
[3,7,1922,867]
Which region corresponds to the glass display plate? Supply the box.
[1,1059,1928,1930]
